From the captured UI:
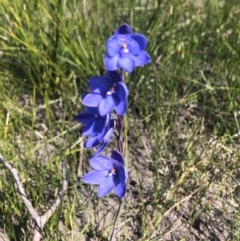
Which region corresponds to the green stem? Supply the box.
[117,115,124,154]
[110,68,126,240]
[109,199,123,241]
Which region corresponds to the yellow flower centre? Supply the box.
[122,43,127,48]
[109,86,114,91]
[110,168,116,174]
[122,43,129,53]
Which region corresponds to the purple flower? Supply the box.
[74,107,116,154]
[81,151,128,198]
[82,71,128,116]
[104,23,151,73]
[94,119,116,155]
[74,107,110,148]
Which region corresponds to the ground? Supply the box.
[0,0,239,240]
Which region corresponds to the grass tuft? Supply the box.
[0,0,239,240]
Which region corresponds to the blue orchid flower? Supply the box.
[74,107,110,147]
[94,119,116,155]
[104,23,151,73]
[74,107,116,154]
[82,71,128,116]
[81,151,128,198]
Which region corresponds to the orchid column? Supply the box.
[75,22,151,230]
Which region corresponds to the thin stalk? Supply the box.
[117,115,124,154]
[117,68,125,154]
[109,199,123,241]
[110,68,126,241]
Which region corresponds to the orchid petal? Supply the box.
[84,135,101,148]
[131,33,148,51]
[81,170,107,185]
[82,121,95,136]
[98,175,114,198]
[95,127,114,155]
[115,23,132,35]
[96,114,110,141]
[106,71,123,84]
[82,93,103,107]
[115,100,127,116]
[74,110,96,125]
[118,56,135,73]
[132,51,151,67]
[111,150,124,165]
[90,156,113,171]
[115,82,128,101]
[106,36,121,57]
[88,76,113,94]
[85,106,99,113]
[98,94,118,116]
[116,165,128,183]
[114,182,126,199]
[104,55,119,71]
[94,114,108,132]
[126,37,141,55]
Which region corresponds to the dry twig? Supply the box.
[0,153,68,241]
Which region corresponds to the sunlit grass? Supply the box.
[0,0,239,240]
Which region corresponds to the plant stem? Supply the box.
[111,68,125,241]
[109,199,123,241]
[117,115,124,154]
[117,68,125,155]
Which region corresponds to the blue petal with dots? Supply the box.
[131,33,148,51]
[88,76,113,94]
[126,37,141,55]
[90,156,113,171]
[106,71,123,84]
[115,82,128,101]
[106,36,121,57]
